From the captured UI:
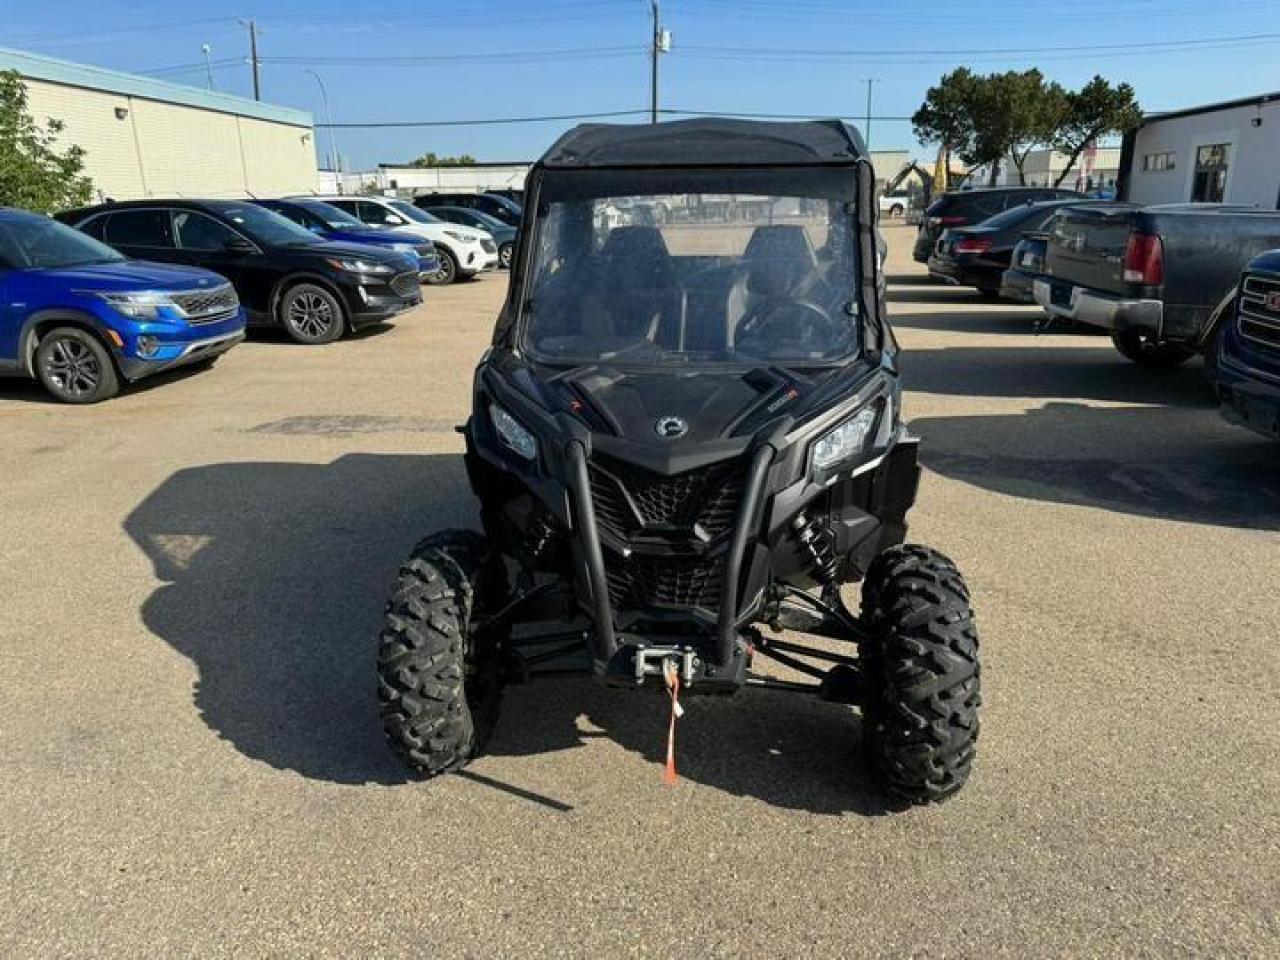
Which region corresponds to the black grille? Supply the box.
[605,552,725,613]
[589,457,745,541]
[172,284,238,323]
[1240,275,1280,347]
[390,272,419,298]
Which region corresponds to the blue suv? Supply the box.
[0,207,245,403]
[1216,250,1280,440]
[252,198,440,279]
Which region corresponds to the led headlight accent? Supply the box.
[489,403,537,460]
[325,257,394,275]
[811,405,879,470]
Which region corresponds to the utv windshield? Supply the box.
[522,167,861,365]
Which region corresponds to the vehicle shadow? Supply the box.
[0,362,211,405]
[901,343,1218,408]
[888,286,999,305]
[890,309,1055,337]
[913,401,1280,530]
[124,453,891,813]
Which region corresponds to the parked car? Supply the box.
[928,199,1096,297]
[1215,250,1280,439]
[913,187,1082,264]
[57,200,421,345]
[878,189,913,218]
[999,232,1052,304]
[421,205,517,269]
[312,195,498,284]
[1033,203,1280,366]
[250,198,440,280]
[0,207,244,403]
[414,191,521,226]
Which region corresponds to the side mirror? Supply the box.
[224,236,256,255]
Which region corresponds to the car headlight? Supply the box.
[96,291,174,319]
[489,403,537,461]
[325,257,394,275]
[391,243,416,254]
[443,230,474,244]
[810,406,879,470]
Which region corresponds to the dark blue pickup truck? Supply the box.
[1033,203,1280,367]
[1216,250,1280,440]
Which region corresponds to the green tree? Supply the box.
[0,70,93,213]
[410,152,477,168]
[912,68,981,182]
[987,70,1067,186]
[1051,76,1142,187]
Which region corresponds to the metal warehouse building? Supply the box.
[1120,91,1280,208]
[0,47,317,202]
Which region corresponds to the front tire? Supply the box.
[425,248,458,285]
[1110,330,1194,367]
[35,327,120,404]
[278,283,345,344]
[378,530,509,777]
[860,544,981,804]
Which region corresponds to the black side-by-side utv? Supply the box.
[377,119,981,804]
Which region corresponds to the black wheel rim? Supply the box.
[43,338,101,398]
[287,290,335,340]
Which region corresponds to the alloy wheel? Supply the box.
[287,290,336,340]
[42,337,101,399]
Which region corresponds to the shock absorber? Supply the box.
[792,511,839,586]
[524,509,558,566]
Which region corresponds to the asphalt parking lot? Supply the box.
[3,224,1278,957]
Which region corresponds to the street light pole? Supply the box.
[201,44,214,91]
[306,69,339,174]
[864,77,880,151]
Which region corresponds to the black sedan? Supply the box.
[927,199,1093,297]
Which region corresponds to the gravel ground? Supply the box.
[2,225,1277,957]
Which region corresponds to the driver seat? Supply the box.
[725,225,820,348]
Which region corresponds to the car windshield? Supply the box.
[387,200,441,224]
[218,204,321,246]
[0,215,125,269]
[523,184,861,366]
[296,200,369,231]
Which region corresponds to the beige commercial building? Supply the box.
[0,46,316,202]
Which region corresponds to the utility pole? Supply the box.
[201,44,215,91]
[864,77,879,151]
[650,1,671,124]
[240,19,261,101]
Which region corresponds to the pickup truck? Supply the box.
[1033,203,1280,366]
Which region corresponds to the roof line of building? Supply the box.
[1143,90,1280,126]
[0,46,312,128]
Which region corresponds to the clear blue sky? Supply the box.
[6,0,1279,169]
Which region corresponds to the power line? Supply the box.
[260,47,643,67]
[315,109,652,129]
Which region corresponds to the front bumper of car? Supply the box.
[1217,322,1280,440]
[335,270,423,327]
[1033,278,1163,337]
[114,308,247,381]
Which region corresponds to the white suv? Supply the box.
[309,195,499,284]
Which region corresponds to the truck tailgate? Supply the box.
[1044,204,1138,295]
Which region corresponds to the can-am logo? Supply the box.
[1266,291,1280,312]
[654,416,688,439]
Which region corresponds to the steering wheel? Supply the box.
[734,298,844,357]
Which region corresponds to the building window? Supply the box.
[1142,151,1176,172]
[1191,143,1229,202]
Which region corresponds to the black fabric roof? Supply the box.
[539,118,867,169]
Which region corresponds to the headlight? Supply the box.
[810,406,879,470]
[97,291,174,319]
[443,230,474,243]
[489,403,537,460]
[325,257,394,275]
[391,243,416,254]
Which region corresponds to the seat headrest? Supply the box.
[602,225,670,263]
[743,225,818,297]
